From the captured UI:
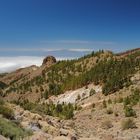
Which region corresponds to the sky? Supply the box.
[0,0,140,72]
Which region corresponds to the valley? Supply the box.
[0,49,140,140]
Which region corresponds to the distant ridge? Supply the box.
[116,48,140,57]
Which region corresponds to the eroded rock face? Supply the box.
[42,56,56,66]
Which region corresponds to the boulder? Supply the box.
[53,136,70,140]
[27,131,52,140]
[60,129,69,136]
[60,129,77,139]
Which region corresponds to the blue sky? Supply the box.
[0,0,140,72]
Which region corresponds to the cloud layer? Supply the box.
[0,56,76,73]
[0,56,43,73]
[40,40,115,45]
[0,48,93,53]
[0,40,116,73]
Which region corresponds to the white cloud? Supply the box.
[68,48,92,52]
[40,40,115,45]
[0,56,75,73]
[0,47,93,53]
[0,56,43,73]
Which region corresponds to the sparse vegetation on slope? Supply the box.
[14,99,74,120]
[121,119,137,130]
[0,117,32,140]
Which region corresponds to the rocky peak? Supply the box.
[42,56,57,66]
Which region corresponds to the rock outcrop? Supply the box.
[42,56,56,66]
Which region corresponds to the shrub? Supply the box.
[0,117,32,139]
[121,119,137,130]
[123,97,131,106]
[62,103,74,119]
[90,89,96,96]
[0,105,14,119]
[123,88,140,106]
[0,98,5,105]
[43,89,49,99]
[124,106,136,117]
[117,97,123,103]
[76,94,81,101]
[102,100,107,108]
[76,105,82,111]
[108,99,112,104]
[0,81,7,89]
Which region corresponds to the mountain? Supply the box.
[0,48,140,140]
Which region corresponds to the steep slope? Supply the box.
[1,50,113,102]
[0,65,39,85]
[1,48,140,103]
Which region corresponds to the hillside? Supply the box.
[0,50,113,102]
[1,49,140,102]
[0,48,140,140]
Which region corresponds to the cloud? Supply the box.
[0,48,93,53]
[0,56,43,73]
[0,40,115,54]
[40,40,115,45]
[68,48,92,52]
[0,56,75,73]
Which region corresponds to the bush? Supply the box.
[108,99,112,104]
[123,97,131,106]
[90,89,96,96]
[0,81,7,89]
[102,100,107,108]
[117,97,123,103]
[123,88,140,107]
[124,106,136,117]
[0,105,14,119]
[43,89,49,99]
[0,117,32,139]
[76,105,82,111]
[0,98,5,105]
[121,119,137,130]
[76,94,81,101]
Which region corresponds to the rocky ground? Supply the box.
[4,73,140,140]
[1,71,140,140]
[9,104,77,140]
